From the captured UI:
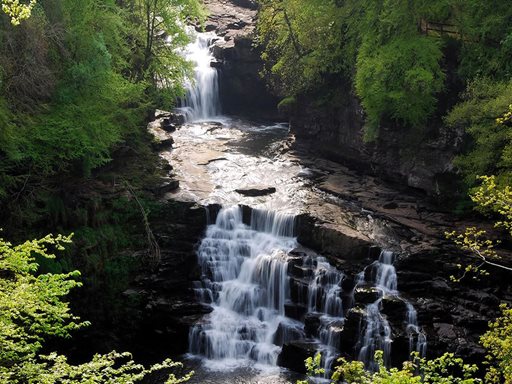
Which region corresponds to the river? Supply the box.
[155,30,427,383]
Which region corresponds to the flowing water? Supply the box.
[174,32,427,382]
[180,31,221,121]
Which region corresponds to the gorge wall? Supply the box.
[203,0,464,198]
[288,87,465,199]
[203,0,280,118]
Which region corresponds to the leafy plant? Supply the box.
[0,233,193,383]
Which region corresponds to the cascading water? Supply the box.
[189,206,299,368]
[356,251,396,370]
[406,303,428,357]
[189,206,427,376]
[180,31,221,121]
[356,251,427,370]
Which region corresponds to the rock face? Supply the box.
[202,0,280,118]
[121,201,209,359]
[288,85,464,198]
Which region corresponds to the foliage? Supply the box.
[298,306,512,383]
[297,353,324,384]
[446,79,512,185]
[356,36,444,139]
[257,0,348,96]
[257,0,447,139]
[298,350,481,384]
[446,175,512,281]
[0,0,203,207]
[257,0,512,151]
[1,0,36,25]
[481,304,512,384]
[0,233,193,383]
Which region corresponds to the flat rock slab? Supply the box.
[235,186,276,196]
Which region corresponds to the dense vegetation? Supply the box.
[257,0,512,184]
[0,0,203,371]
[1,1,512,383]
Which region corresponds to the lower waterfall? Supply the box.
[189,206,426,374]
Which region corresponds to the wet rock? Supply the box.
[304,313,322,338]
[383,201,398,209]
[296,214,373,262]
[152,136,174,151]
[231,0,258,9]
[235,186,277,196]
[210,59,223,68]
[434,322,457,341]
[339,308,365,354]
[155,179,179,194]
[277,340,320,373]
[390,335,411,367]
[154,109,171,119]
[273,321,305,346]
[354,286,382,305]
[381,296,408,324]
[289,277,309,305]
[169,112,186,126]
[285,303,308,321]
[203,0,279,118]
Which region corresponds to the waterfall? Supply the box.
[180,31,221,121]
[189,206,299,368]
[189,206,426,374]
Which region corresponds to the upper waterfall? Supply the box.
[180,31,221,121]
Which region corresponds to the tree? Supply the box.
[0,233,193,383]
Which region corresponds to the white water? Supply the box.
[356,251,395,370]
[406,303,428,358]
[189,207,298,369]
[180,31,221,121]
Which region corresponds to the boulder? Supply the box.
[152,136,174,151]
[304,313,322,338]
[277,340,320,373]
[381,296,408,324]
[273,321,305,346]
[154,109,171,118]
[339,308,365,354]
[285,303,308,321]
[235,186,276,196]
[354,286,382,305]
[231,0,258,10]
[155,179,179,195]
[289,277,310,306]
